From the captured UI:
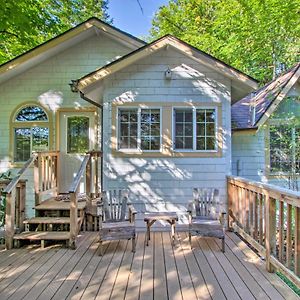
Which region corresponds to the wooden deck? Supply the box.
[0,232,298,300]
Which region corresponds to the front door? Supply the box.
[58,110,97,193]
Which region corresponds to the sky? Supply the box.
[108,0,169,39]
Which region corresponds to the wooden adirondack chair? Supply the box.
[97,189,137,256]
[188,188,226,252]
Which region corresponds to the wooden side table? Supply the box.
[144,212,178,246]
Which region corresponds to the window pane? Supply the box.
[174,109,193,149]
[14,128,31,162]
[207,123,215,136]
[206,137,216,150]
[270,126,292,172]
[175,137,184,149]
[16,106,48,121]
[67,116,89,153]
[119,109,138,149]
[151,137,160,150]
[185,137,193,149]
[32,127,49,151]
[206,110,216,122]
[197,137,205,150]
[197,124,205,136]
[141,109,161,150]
[185,124,193,136]
[120,123,128,136]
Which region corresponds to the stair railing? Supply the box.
[68,150,102,248]
[3,150,60,249]
[3,154,37,249]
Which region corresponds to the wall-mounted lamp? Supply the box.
[165,67,172,80]
[69,79,79,93]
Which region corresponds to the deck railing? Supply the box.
[227,175,300,286]
[68,150,102,248]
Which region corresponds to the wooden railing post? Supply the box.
[34,155,40,206]
[295,207,300,276]
[265,193,276,272]
[5,190,15,250]
[69,190,78,249]
[95,153,99,196]
[86,156,91,199]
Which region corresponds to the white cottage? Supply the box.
[0,18,258,241]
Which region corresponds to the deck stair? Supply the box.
[3,150,102,250]
[13,197,86,247]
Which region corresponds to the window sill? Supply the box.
[111,149,222,158]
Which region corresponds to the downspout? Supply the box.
[69,80,104,191]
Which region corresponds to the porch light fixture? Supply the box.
[69,79,79,93]
[165,67,172,80]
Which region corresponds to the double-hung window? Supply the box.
[174,107,217,151]
[118,108,161,151]
[269,125,300,173]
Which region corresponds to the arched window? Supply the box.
[12,105,50,162]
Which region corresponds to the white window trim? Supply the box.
[172,106,218,152]
[117,107,162,152]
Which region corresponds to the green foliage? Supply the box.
[150,0,300,83]
[276,272,300,296]
[0,171,13,228]
[0,0,110,64]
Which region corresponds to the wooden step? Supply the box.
[13,231,70,241]
[35,198,86,211]
[23,217,80,225]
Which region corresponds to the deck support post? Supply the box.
[69,191,78,249]
[5,190,15,250]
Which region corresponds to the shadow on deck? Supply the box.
[0,231,298,300]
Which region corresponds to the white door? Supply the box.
[59,110,97,193]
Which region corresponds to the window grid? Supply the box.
[270,125,300,173]
[141,109,161,151]
[174,109,193,150]
[196,109,216,151]
[174,107,217,151]
[118,108,161,151]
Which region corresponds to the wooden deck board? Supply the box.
[124,234,145,300]
[178,232,212,300]
[20,233,90,300]
[162,232,183,300]
[227,231,299,300]
[0,231,298,300]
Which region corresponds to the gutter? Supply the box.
[69,80,103,189]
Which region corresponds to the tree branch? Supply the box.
[0,30,19,38]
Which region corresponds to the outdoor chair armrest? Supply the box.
[128,204,137,222]
[219,211,227,226]
[187,201,194,214]
[96,201,103,217]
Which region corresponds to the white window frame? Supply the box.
[117,107,162,152]
[172,106,218,152]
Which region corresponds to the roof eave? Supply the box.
[76,35,258,93]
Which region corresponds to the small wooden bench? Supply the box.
[144,212,178,246]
